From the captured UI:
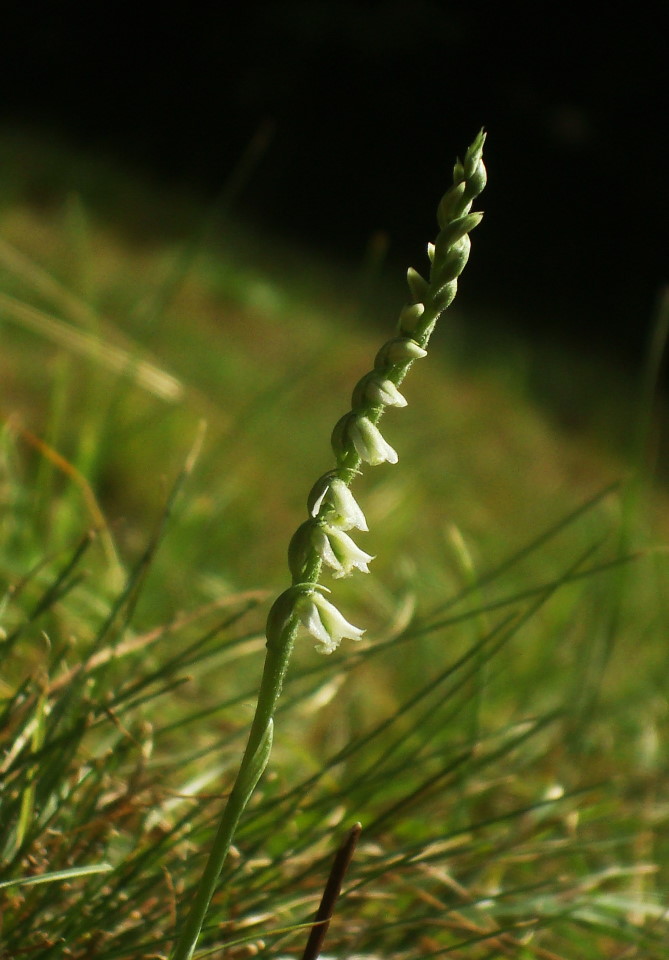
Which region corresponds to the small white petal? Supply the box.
[307,472,338,518]
[316,595,365,648]
[324,526,374,578]
[311,526,345,576]
[349,416,398,466]
[300,601,336,650]
[315,635,339,655]
[310,486,328,517]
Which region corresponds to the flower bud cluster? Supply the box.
[265,131,486,655]
[428,132,487,320]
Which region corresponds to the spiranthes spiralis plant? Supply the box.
[171,129,487,960]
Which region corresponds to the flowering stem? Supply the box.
[171,634,294,960]
[171,130,486,960]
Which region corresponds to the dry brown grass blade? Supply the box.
[301,822,362,960]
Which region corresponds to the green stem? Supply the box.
[170,624,297,960]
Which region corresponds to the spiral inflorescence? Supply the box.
[266,130,487,654]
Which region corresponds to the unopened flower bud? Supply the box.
[430,235,471,286]
[436,180,469,228]
[464,129,486,179]
[434,212,483,251]
[398,301,425,335]
[463,160,487,202]
[407,266,429,302]
[374,337,427,370]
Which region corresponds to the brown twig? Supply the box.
[301,822,362,960]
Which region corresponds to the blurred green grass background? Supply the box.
[1,129,668,958]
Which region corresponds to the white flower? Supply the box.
[365,377,407,408]
[327,479,369,530]
[297,592,365,654]
[348,416,398,466]
[312,524,374,578]
[308,476,368,531]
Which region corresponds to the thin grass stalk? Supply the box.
[569,288,669,740]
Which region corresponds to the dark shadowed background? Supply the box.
[2,0,668,365]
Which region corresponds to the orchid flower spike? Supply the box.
[173,132,486,960]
